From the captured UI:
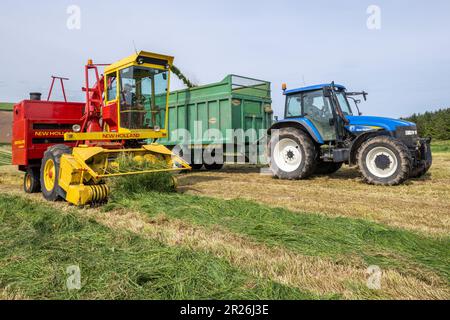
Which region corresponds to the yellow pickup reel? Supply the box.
[40,51,191,206]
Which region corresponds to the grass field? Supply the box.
[0,103,13,111]
[0,141,448,300]
[0,145,12,166]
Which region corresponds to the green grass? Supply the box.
[0,194,320,300]
[110,155,176,194]
[432,140,450,153]
[0,150,12,166]
[0,103,13,111]
[106,190,450,282]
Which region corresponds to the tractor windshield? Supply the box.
[119,66,168,130]
[335,92,353,116]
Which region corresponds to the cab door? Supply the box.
[302,90,336,142]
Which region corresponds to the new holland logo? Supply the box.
[34,131,66,137]
[101,133,142,139]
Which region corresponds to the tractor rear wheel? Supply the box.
[269,128,316,180]
[314,162,343,175]
[357,136,411,186]
[24,167,41,193]
[40,144,71,202]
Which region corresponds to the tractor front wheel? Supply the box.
[269,128,316,180]
[40,145,71,201]
[357,136,411,186]
[24,167,41,193]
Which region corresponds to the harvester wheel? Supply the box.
[268,128,316,180]
[40,144,72,201]
[357,136,412,186]
[24,167,41,193]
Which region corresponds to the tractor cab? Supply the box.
[282,83,362,144]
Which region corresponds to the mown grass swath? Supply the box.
[0,194,319,300]
[106,191,450,283]
[0,149,12,166]
[109,153,177,194]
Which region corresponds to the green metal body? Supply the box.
[159,75,273,163]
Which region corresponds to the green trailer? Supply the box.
[158,75,273,169]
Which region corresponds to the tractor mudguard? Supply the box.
[349,130,391,165]
[268,120,324,144]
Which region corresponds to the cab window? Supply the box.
[286,94,302,118]
[106,73,117,101]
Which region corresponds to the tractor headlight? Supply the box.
[72,124,81,133]
[154,126,161,132]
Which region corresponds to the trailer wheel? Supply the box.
[40,145,71,201]
[357,136,411,186]
[24,168,41,193]
[314,162,343,175]
[204,163,224,171]
[269,128,316,180]
[191,164,204,171]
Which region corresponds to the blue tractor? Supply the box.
[267,83,432,185]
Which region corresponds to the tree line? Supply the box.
[402,108,450,140]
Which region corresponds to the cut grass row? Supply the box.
[105,190,450,286]
[0,194,318,300]
[0,150,12,166]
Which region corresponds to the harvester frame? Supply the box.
[12,51,191,206]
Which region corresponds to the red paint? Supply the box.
[12,61,121,172]
[12,100,84,170]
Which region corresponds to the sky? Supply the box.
[0,0,449,118]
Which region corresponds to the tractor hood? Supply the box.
[345,115,416,133]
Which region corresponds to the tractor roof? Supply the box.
[284,83,346,95]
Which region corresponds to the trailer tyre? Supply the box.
[40,145,71,202]
[357,136,411,186]
[204,163,224,171]
[191,164,204,171]
[269,128,316,180]
[24,168,41,193]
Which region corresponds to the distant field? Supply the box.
[0,103,13,111]
[431,140,450,153]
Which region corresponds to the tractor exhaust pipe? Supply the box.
[29,92,42,101]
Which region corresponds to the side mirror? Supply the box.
[274,116,279,121]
